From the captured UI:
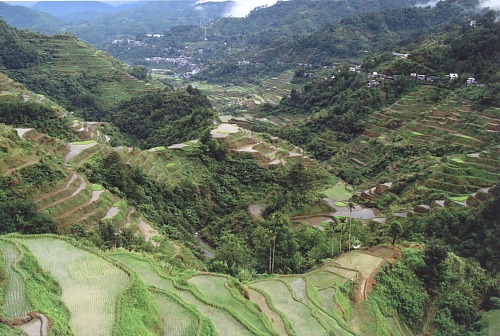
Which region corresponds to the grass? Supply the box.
[110,254,253,336]
[322,183,352,201]
[482,310,500,336]
[335,252,384,279]
[247,288,288,336]
[452,133,474,139]
[166,162,176,168]
[450,158,465,163]
[411,131,424,136]
[18,237,129,336]
[0,240,32,320]
[447,195,469,202]
[91,183,104,191]
[71,140,97,145]
[335,201,348,207]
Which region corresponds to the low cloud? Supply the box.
[196,0,286,17]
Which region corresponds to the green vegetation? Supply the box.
[8,238,73,335]
[109,87,216,148]
[0,3,498,335]
[322,184,352,201]
[0,240,32,320]
[0,100,76,141]
[18,237,129,336]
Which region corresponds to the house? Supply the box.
[410,73,417,79]
[393,52,409,58]
[426,75,438,82]
[449,73,459,79]
[467,78,476,85]
[417,74,426,80]
[367,80,380,88]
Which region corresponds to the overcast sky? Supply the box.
[6,0,286,17]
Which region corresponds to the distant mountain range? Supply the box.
[0,1,233,45]
[31,1,148,22]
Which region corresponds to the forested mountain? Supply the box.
[252,1,470,65]
[32,1,121,22]
[0,0,233,41]
[0,18,155,118]
[0,2,65,34]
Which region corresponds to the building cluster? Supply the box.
[111,39,148,47]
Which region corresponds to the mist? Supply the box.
[196,0,286,17]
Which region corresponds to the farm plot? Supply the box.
[251,280,325,336]
[335,252,384,280]
[153,291,200,336]
[188,275,274,334]
[0,240,32,320]
[308,271,347,290]
[111,254,253,336]
[17,237,129,336]
[247,288,288,336]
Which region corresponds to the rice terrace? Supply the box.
[0,0,499,335]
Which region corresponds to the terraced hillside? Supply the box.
[1,24,157,111]
[0,236,162,335]
[0,72,65,115]
[188,70,296,113]
[0,232,400,336]
[333,86,500,210]
[109,246,398,336]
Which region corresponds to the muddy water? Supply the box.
[19,314,49,336]
[65,142,98,162]
[293,216,334,231]
[14,128,33,138]
[324,199,380,219]
[294,200,382,229]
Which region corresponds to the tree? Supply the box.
[390,221,403,245]
[347,201,355,251]
[211,232,256,276]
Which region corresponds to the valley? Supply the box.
[0,1,499,335]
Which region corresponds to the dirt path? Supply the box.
[138,219,160,247]
[104,206,120,219]
[19,313,49,336]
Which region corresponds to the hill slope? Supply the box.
[0,2,65,34]
[0,18,156,116]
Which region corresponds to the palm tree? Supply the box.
[347,201,355,251]
[338,218,346,254]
